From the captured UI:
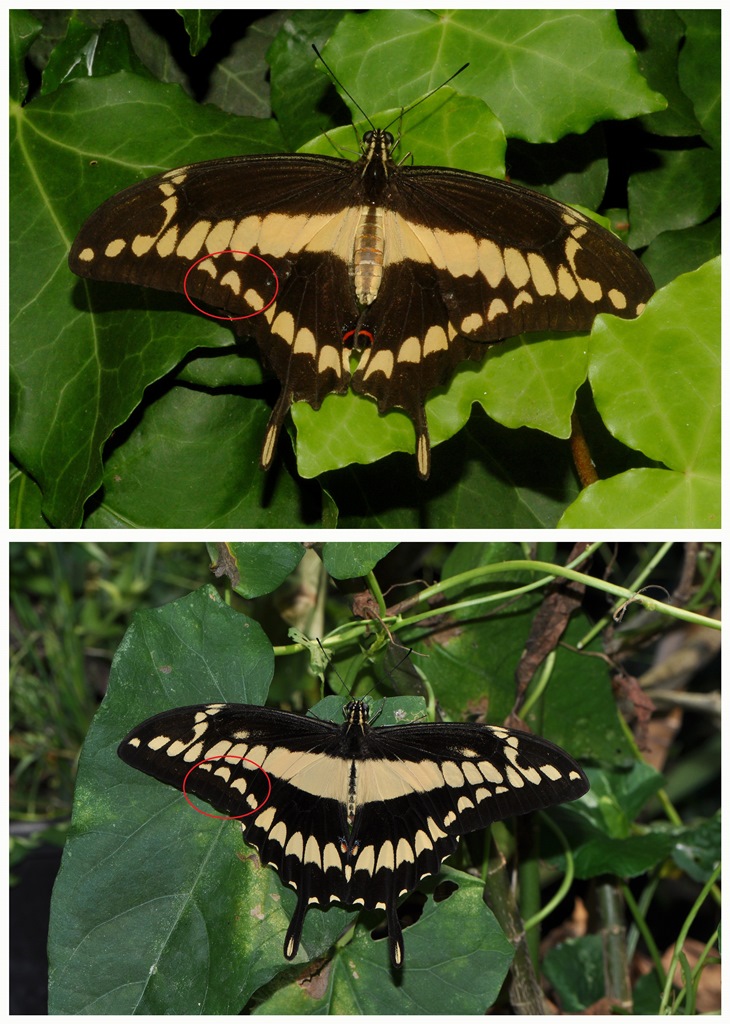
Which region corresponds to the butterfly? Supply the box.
[118,697,589,968]
[69,85,654,479]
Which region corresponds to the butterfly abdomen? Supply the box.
[352,204,385,305]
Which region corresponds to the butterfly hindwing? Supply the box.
[118,700,588,968]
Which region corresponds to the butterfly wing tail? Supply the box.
[386,898,405,969]
[260,393,291,471]
[284,892,308,960]
[414,408,431,480]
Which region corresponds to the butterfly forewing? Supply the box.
[119,700,588,968]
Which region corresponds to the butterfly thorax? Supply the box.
[358,129,395,198]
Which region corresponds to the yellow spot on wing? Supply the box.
[220,271,241,294]
[398,337,421,362]
[557,265,579,299]
[424,325,448,354]
[156,227,179,258]
[375,840,395,872]
[441,761,465,787]
[479,239,505,287]
[293,329,317,356]
[104,240,125,258]
[527,252,557,295]
[255,806,276,831]
[318,345,341,374]
[504,248,530,288]
[363,351,394,380]
[205,219,235,253]
[304,836,321,867]
[176,220,212,260]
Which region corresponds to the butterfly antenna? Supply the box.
[312,44,375,131]
[383,62,470,132]
[313,44,469,133]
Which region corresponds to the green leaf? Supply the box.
[80,387,316,529]
[10,71,284,528]
[267,9,347,149]
[324,417,580,528]
[40,17,151,94]
[47,587,308,1014]
[301,90,507,178]
[420,545,630,762]
[295,322,586,480]
[206,11,290,118]
[677,10,721,147]
[9,9,42,103]
[643,219,720,290]
[11,12,708,527]
[565,763,693,879]
[321,542,398,580]
[560,258,720,528]
[324,9,665,142]
[629,149,720,249]
[179,10,220,57]
[253,868,514,1013]
[543,935,604,1013]
[670,812,721,883]
[210,542,305,598]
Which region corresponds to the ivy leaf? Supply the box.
[560,258,720,527]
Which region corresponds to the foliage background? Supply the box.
[9,9,720,528]
[10,541,721,1013]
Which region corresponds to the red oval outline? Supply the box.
[343,327,374,347]
[182,754,272,820]
[183,249,279,321]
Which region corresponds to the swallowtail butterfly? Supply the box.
[118,699,589,968]
[70,107,654,480]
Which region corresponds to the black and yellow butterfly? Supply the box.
[119,697,589,968]
[70,74,653,479]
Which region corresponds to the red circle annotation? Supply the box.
[343,327,374,347]
[182,754,272,820]
[183,249,279,321]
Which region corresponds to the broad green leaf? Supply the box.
[421,552,629,763]
[543,935,604,1013]
[10,72,283,528]
[9,9,42,102]
[560,259,720,528]
[81,388,315,529]
[47,588,311,1015]
[321,542,398,579]
[212,541,305,598]
[327,414,580,529]
[180,10,219,57]
[252,868,514,1014]
[324,9,665,141]
[677,10,721,147]
[295,329,586,480]
[11,11,707,527]
[629,148,720,249]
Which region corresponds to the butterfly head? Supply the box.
[343,698,373,732]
